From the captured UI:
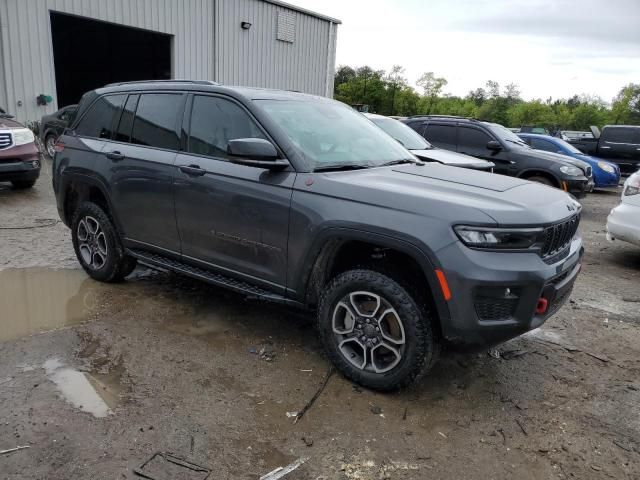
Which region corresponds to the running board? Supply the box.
[128,249,288,303]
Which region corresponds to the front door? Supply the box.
[456,125,514,175]
[173,94,294,292]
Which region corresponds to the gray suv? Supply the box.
[53,81,584,391]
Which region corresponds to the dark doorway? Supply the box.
[50,12,172,107]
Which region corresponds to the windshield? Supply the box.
[369,116,432,150]
[488,123,530,147]
[257,100,415,168]
[555,138,584,155]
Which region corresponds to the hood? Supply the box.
[410,148,494,170]
[311,163,579,227]
[0,117,25,130]
[517,147,591,174]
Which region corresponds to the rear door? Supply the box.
[420,122,457,151]
[99,92,185,255]
[173,94,294,292]
[599,127,636,160]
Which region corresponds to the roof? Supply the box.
[263,0,341,24]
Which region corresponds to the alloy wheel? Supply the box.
[77,216,108,270]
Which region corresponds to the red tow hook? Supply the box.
[536,297,549,315]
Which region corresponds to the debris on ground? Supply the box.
[286,411,298,418]
[301,436,313,447]
[259,457,309,480]
[0,446,30,455]
[293,367,334,424]
[369,404,383,415]
[134,452,211,480]
[487,349,501,359]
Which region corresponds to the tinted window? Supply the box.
[76,95,125,139]
[131,94,182,150]
[188,96,267,159]
[529,138,557,152]
[115,95,138,143]
[423,123,456,148]
[458,127,492,151]
[602,127,637,144]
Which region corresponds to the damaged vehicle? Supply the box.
[53,81,584,390]
[0,111,41,189]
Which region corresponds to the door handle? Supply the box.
[105,151,125,161]
[179,164,206,176]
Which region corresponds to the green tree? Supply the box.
[416,72,448,114]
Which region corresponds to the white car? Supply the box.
[607,172,640,247]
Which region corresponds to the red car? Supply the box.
[0,113,41,188]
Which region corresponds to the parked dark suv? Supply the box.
[53,81,584,390]
[403,116,593,196]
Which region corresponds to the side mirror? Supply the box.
[227,138,288,170]
[486,140,502,151]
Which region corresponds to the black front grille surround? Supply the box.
[540,214,580,262]
[475,296,519,321]
[0,132,12,150]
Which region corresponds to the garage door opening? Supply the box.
[50,12,172,108]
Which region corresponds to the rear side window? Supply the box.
[131,94,183,150]
[529,137,556,152]
[602,127,637,144]
[457,126,492,151]
[115,95,139,143]
[188,95,267,159]
[75,95,126,139]
[423,123,456,149]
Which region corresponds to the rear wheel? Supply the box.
[71,201,137,282]
[11,179,36,189]
[45,134,57,158]
[317,269,439,391]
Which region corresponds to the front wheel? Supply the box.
[317,269,439,391]
[45,134,57,158]
[71,202,137,282]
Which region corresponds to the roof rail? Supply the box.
[408,114,477,121]
[105,79,220,87]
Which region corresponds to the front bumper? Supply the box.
[564,177,591,197]
[0,143,41,182]
[607,203,640,248]
[435,235,584,348]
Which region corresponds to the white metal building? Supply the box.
[0,0,339,122]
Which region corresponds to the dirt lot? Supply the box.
[1,158,639,479]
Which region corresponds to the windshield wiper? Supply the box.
[379,158,422,167]
[313,163,370,172]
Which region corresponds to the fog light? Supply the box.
[32,160,40,168]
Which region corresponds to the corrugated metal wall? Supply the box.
[0,0,338,122]
[214,0,335,96]
[0,0,213,122]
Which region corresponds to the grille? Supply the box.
[0,132,12,150]
[475,296,518,321]
[541,214,580,262]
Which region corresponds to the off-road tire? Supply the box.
[71,201,137,282]
[318,269,439,391]
[11,179,36,189]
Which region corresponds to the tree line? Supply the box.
[334,65,640,130]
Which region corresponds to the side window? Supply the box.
[458,126,493,152]
[529,138,556,152]
[188,95,267,159]
[602,127,635,144]
[115,95,139,143]
[131,93,183,150]
[423,123,456,149]
[59,108,76,122]
[75,95,125,139]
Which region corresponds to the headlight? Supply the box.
[454,225,544,250]
[624,175,640,196]
[12,128,35,146]
[560,165,582,176]
[597,161,615,174]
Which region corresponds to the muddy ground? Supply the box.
[1,158,639,480]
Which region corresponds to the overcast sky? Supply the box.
[292,0,640,102]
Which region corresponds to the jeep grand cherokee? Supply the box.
[52,81,584,390]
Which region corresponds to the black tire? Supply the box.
[317,269,439,391]
[45,134,57,158]
[71,201,137,282]
[526,175,555,187]
[11,179,36,189]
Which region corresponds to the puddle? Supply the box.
[44,357,121,417]
[0,268,100,341]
